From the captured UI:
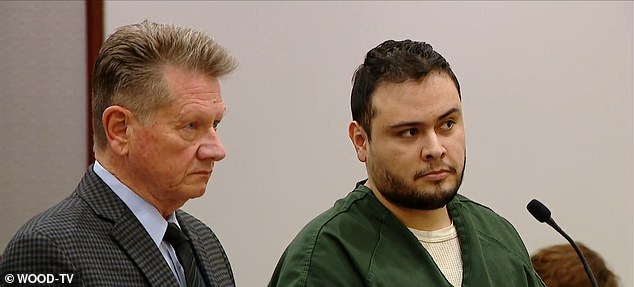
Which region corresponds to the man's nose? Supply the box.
[197,128,226,161]
[421,133,446,161]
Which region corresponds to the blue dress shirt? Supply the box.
[93,161,187,286]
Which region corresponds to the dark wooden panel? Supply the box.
[85,0,102,166]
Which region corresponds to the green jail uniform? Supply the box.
[269,181,545,287]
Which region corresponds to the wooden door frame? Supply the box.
[85,0,103,166]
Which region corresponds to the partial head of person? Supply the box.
[348,39,464,219]
[531,242,620,287]
[91,20,238,217]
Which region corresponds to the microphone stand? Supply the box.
[543,217,598,287]
[527,199,598,287]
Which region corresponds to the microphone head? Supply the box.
[527,199,552,223]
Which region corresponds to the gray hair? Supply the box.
[92,20,238,149]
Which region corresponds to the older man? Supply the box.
[1,21,238,287]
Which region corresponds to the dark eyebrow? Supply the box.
[387,106,461,130]
[437,107,461,121]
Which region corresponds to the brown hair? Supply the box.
[531,242,619,287]
[91,20,238,150]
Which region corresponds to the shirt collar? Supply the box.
[93,160,180,247]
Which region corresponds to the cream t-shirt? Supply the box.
[408,223,463,286]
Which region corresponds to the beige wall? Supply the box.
[105,2,632,286]
[1,2,631,287]
[0,2,86,248]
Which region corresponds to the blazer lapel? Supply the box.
[177,212,218,287]
[79,166,179,287]
[110,217,179,287]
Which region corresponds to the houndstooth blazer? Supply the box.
[0,166,235,287]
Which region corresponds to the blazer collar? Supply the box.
[76,165,180,287]
[177,210,218,287]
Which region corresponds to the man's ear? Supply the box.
[348,121,369,162]
[102,106,133,156]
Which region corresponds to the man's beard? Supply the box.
[371,157,465,210]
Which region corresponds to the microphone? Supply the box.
[526,199,598,287]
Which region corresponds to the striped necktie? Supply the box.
[164,223,206,287]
